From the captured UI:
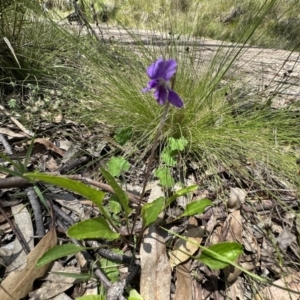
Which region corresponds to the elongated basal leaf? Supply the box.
[180,198,212,217]
[198,242,243,270]
[142,196,165,228]
[24,173,106,214]
[67,217,119,240]
[36,243,89,267]
[100,168,132,217]
[165,185,198,207]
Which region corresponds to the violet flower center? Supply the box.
[158,78,169,89]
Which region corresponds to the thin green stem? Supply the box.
[131,101,170,236]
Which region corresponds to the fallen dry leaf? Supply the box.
[223,210,243,244]
[140,182,171,300]
[29,262,80,299]
[169,226,204,269]
[223,210,243,283]
[140,226,171,300]
[253,272,300,300]
[45,156,59,172]
[0,127,24,138]
[30,138,65,157]
[227,187,247,212]
[226,277,245,300]
[0,227,57,300]
[5,204,34,274]
[175,261,193,300]
[276,226,296,251]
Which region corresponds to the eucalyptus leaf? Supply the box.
[36,244,89,267]
[198,242,243,270]
[67,217,119,240]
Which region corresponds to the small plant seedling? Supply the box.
[155,136,188,187]
[107,156,130,177]
[114,127,132,146]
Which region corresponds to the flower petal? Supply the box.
[168,89,184,108]
[161,59,177,81]
[147,58,164,79]
[142,79,158,92]
[154,87,168,105]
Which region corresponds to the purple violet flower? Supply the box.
[142,58,183,108]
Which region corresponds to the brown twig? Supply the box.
[52,203,75,226]
[106,281,126,300]
[0,104,34,137]
[0,176,30,189]
[26,187,45,237]
[0,133,13,155]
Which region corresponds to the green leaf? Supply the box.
[128,288,144,300]
[168,137,188,151]
[100,168,132,218]
[114,127,132,146]
[180,198,212,217]
[108,196,122,214]
[24,173,112,222]
[161,149,176,167]
[0,166,24,178]
[67,217,119,240]
[142,197,165,228]
[100,256,120,283]
[198,242,243,270]
[165,185,198,207]
[34,185,49,211]
[24,137,35,170]
[107,156,130,177]
[36,244,89,267]
[154,167,174,188]
[76,296,105,300]
[51,272,92,281]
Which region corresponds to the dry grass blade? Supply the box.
[3,37,21,68]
